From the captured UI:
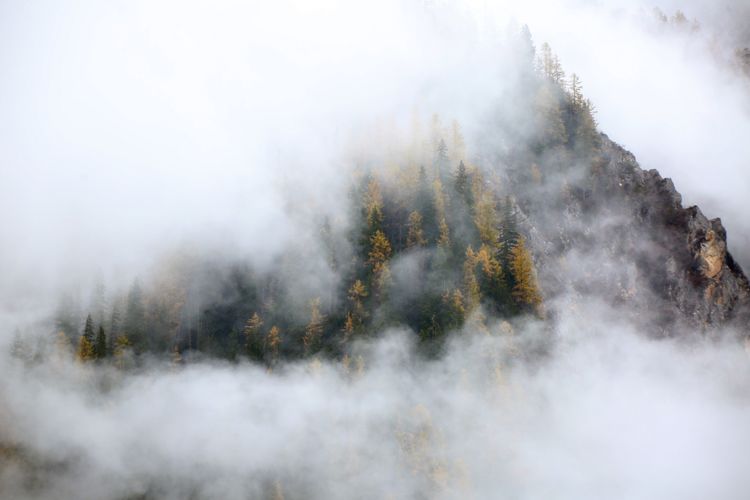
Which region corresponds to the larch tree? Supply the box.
[407,211,427,248]
[474,193,500,246]
[368,230,393,301]
[265,326,281,366]
[509,237,543,310]
[76,334,94,362]
[463,247,481,312]
[243,312,264,360]
[345,280,367,342]
[535,84,566,146]
[54,331,72,360]
[303,298,325,355]
[568,73,583,108]
[364,178,384,234]
[113,335,132,369]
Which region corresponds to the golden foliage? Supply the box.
[406,211,427,248]
[463,247,481,311]
[303,298,325,354]
[510,237,543,309]
[243,312,263,348]
[265,326,281,364]
[368,230,392,274]
[76,335,95,362]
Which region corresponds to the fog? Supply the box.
[2,0,750,498]
[2,0,750,302]
[2,303,750,499]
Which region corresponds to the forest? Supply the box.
[8,33,604,370]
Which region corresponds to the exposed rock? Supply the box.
[509,133,750,336]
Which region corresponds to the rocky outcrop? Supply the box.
[510,133,750,336]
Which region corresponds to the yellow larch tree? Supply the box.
[265,326,281,366]
[510,237,543,310]
[407,210,427,248]
[303,297,325,355]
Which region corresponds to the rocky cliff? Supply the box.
[511,133,750,337]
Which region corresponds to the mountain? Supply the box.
[513,132,750,336]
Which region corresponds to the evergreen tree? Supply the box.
[416,166,437,242]
[454,161,469,198]
[124,280,147,353]
[519,24,536,64]
[434,138,449,178]
[94,325,107,359]
[83,314,95,345]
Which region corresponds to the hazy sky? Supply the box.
[2,2,750,499]
[2,0,749,308]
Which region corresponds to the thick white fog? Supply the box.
[2,303,750,499]
[2,0,750,302]
[2,1,750,499]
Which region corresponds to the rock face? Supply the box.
[510,134,750,336]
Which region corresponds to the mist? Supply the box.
[3,303,750,499]
[2,0,750,499]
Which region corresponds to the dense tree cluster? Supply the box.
[21,27,601,368]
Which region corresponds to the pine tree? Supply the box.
[509,237,543,310]
[94,325,107,359]
[454,161,469,198]
[83,314,95,345]
[434,138,449,178]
